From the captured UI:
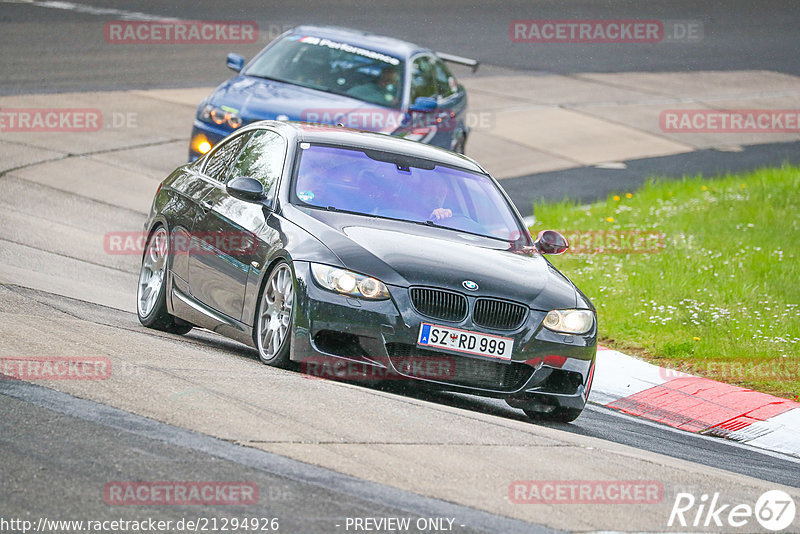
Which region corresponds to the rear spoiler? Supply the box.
[436,52,479,73]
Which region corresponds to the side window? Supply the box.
[227,129,287,202]
[434,59,458,99]
[410,56,438,102]
[203,132,251,183]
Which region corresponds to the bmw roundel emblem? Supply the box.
[462,280,479,291]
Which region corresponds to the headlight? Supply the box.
[200,104,243,129]
[191,134,212,155]
[543,309,594,335]
[310,263,390,300]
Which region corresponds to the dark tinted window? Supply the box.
[410,56,438,102]
[434,59,458,98]
[203,132,251,182]
[228,130,287,201]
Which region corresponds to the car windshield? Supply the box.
[244,35,404,110]
[293,144,525,242]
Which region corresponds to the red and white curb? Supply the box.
[591,346,800,458]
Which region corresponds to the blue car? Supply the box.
[189,25,478,160]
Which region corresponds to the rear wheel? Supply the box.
[136,225,192,334]
[255,261,294,367]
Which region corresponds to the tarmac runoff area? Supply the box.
[1,69,800,532]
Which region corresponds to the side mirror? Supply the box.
[409,96,438,112]
[226,53,245,73]
[227,177,265,202]
[534,230,569,255]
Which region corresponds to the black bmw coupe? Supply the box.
[137,121,597,422]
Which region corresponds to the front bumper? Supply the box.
[290,261,596,410]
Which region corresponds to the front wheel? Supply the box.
[452,135,466,155]
[136,225,192,334]
[255,261,294,367]
[523,407,583,423]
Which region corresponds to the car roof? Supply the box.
[251,120,486,174]
[288,25,431,60]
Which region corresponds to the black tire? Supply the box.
[254,260,294,368]
[523,407,583,423]
[136,225,192,335]
[453,135,466,155]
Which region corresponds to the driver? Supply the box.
[347,67,400,106]
[418,175,453,222]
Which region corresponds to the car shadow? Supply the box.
[178,328,579,429]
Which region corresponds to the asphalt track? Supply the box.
[4,0,800,214]
[504,140,800,216]
[2,1,800,532]
[3,0,800,94]
[1,285,798,532]
[0,379,545,534]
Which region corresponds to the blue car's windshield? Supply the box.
[244,35,404,110]
[293,144,525,242]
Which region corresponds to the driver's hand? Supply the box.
[429,208,452,221]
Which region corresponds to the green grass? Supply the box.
[531,165,800,400]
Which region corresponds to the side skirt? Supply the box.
[169,274,255,349]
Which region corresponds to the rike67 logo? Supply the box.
[669,490,796,531]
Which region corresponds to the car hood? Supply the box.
[208,75,405,133]
[287,207,580,310]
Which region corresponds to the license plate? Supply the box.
[417,323,514,361]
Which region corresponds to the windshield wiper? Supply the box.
[248,73,339,96]
[246,73,287,83]
[420,218,509,243]
[311,205,508,242]
[323,205,365,217]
